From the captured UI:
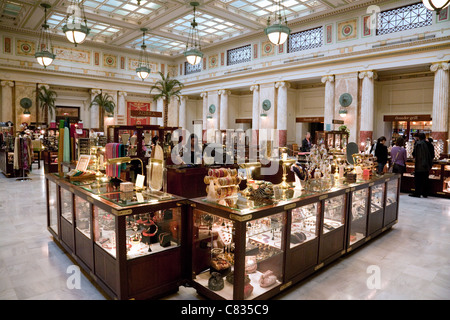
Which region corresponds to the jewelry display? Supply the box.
[303,145,334,192]
[205,167,241,202]
[370,184,384,213]
[386,179,398,205]
[75,196,90,237]
[350,189,368,245]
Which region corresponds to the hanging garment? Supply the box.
[14,137,21,170]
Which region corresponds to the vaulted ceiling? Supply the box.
[0,0,367,58]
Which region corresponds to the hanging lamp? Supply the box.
[62,0,90,46]
[422,0,450,14]
[136,28,151,81]
[183,2,203,65]
[264,0,291,45]
[35,3,56,68]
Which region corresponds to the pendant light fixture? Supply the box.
[35,3,56,68]
[183,2,203,65]
[62,0,90,46]
[136,28,151,81]
[264,0,291,45]
[422,0,450,14]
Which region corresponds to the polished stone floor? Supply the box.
[0,164,449,300]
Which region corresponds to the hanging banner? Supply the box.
[127,101,152,125]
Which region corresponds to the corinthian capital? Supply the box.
[200,92,207,99]
[118,91,127,97]
[250,84,259,92]
[275,81,290,89]
[430,62,450,72]
[1,80,14,87]
[321,75,334,84]
[218,89,231,96]
[90,88,102,95]
[358,71,378,80]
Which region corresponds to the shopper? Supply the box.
[427,137,435,160]
[375,136,388,174]
[390,137,407,174]
[410,133,433,198]
[301,132,312,152]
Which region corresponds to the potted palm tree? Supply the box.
[89,92,116,117]
[150,72,184,127]
[36,85,57,125]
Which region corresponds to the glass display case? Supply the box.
[191,207,285,300]
[349,188,369,247]
[401,161,450,198]
[368,182,385,235]
[385,178,399,226]
[290,203,319,248]
[315,131,349,153]
[45,173,186,300]
[47,179,58,235]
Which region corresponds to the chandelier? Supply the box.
[183,2,203,65]
[136,28,151,81]
[35,3,56,68]
[62,0,90,46]
[264,0,291,45]
[422,0,450,14]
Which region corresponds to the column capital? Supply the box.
[200,92,207,99]
[118,91,127,97]
[90,88,102,95]
[250,84,259,92]
[358,71,378,80]
[37,83,50,90]
[1,80,14,87]
[275,81,290,89]
[178,95,187,102]
[430,61,450,72]
[321,75,334,84]
[218,89,231,96]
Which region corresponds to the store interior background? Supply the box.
[0,0,448,151]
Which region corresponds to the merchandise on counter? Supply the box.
[245,256,257,273]
[208,272,224,291]
[259,270,277,288]
[205,167,240,201]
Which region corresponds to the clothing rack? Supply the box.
[15,135,32,181]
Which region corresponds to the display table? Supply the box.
[401,160,450,198]
[45,173,187,300]
[0,149,14,177]
[187,173,400,300]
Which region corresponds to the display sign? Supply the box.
[76,155,91,172]
[332,119,345,124]
[130,110,162,118]
[296,117,324,123]
[78,138,91,158]
[383,115,432,122]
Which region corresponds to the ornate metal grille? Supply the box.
[184,61,202,75]
[377,2,432,36]
[227,44,251,66]
[288,27,323,53]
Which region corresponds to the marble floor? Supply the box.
[0,164,449,300]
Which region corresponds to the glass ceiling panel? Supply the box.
[221,0,326,19]
[161,10,246,43]
[80,0,161,20]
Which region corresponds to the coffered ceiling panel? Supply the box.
[0,0,371,57]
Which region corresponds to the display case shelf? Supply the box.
[45,173,187,300]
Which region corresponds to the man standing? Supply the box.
[301,132,312,152]
[410,133,433,198]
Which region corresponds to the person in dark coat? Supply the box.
[410,133,433,198]
[375,136,388,174]
[301,132,312,152]
[427,137,435,160]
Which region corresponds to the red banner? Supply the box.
[127,101,151,125]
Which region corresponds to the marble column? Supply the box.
[90,89,101,129]
[1,81,14,122]
[430,62,449,152]
[117,91,127,125]
[157,97,164,127]
[358,71,377,149]
[250,84,259,145]
[179,96,187,129]
[218,89,230,130]
[275,81,290,147]
[321,75,335,131]
[200,92,208,142]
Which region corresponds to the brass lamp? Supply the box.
[239,162,262,196]
[279,158,296,190]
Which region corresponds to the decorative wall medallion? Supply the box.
[209,104,216,114]
[337,18,358,41]
[339,93,353,107]
[261,41,275,57]
[103,54,117,68]
[209,54,218,69]
[262,99,271,111]
[16,40,35,56]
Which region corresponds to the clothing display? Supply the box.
[13,135,33,172]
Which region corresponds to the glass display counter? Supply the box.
[402,160,450,198]
[45,173,186,300]
[188,173,401,300]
